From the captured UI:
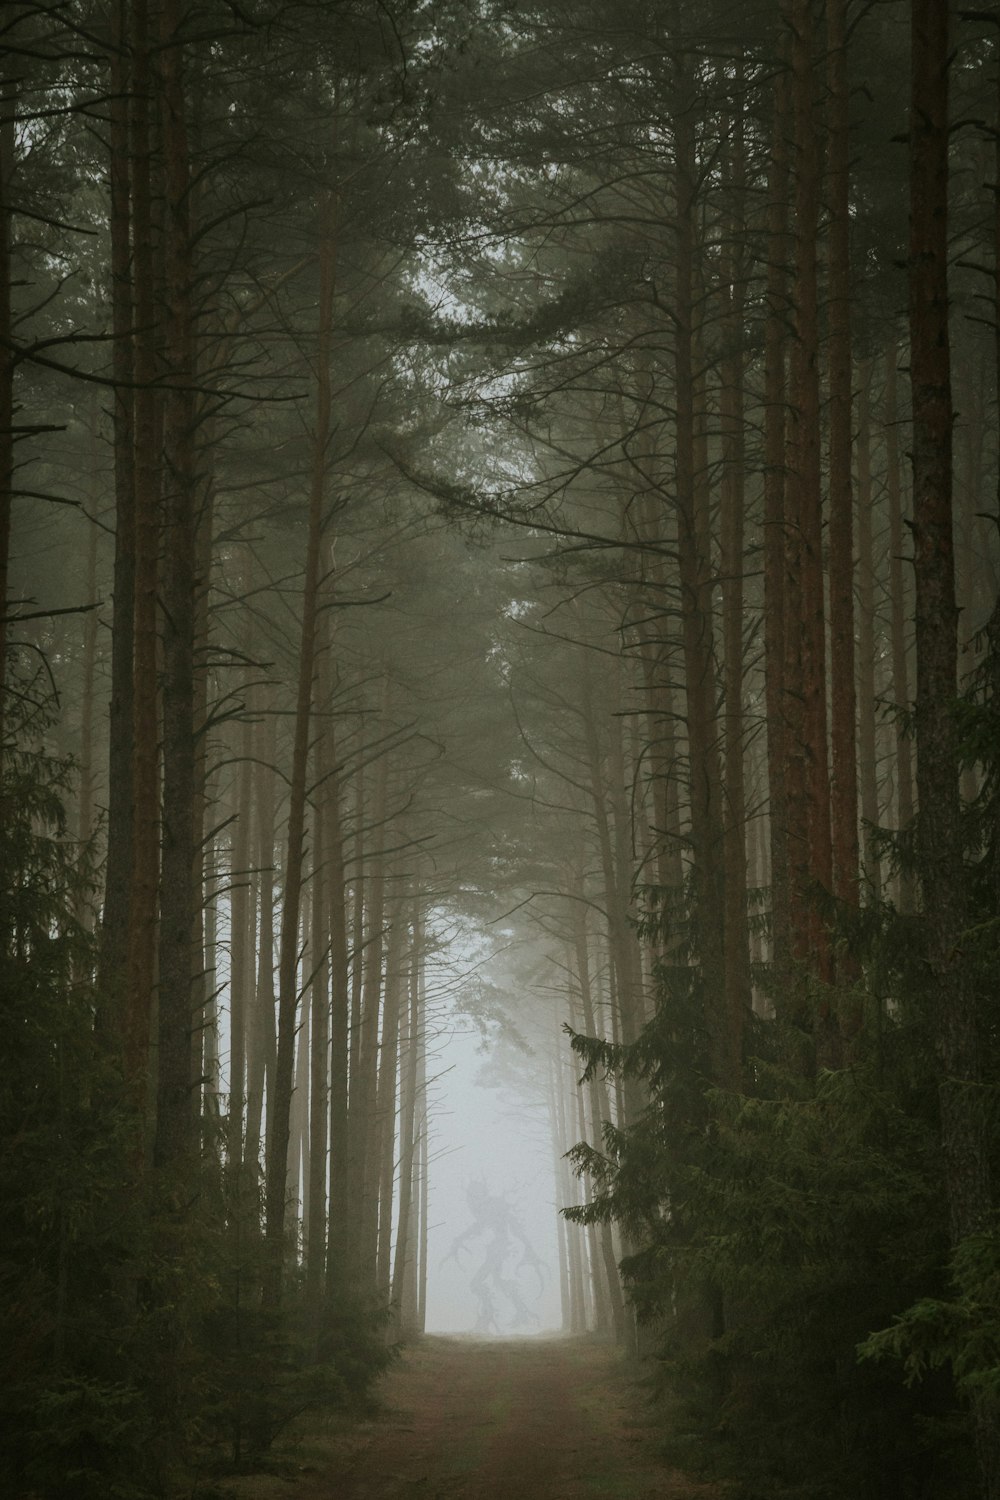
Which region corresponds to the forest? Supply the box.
[2,0,999,1496]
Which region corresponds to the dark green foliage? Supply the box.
[0,664,389,1497]
[563,626,1000,1499]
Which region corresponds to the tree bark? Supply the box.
[884,346,916,912]
[263,195,337,1302]
[910,2,998,1488]
[99,0,136,1008]
[156,0,198,1170]
[763,61,791,981]
[826,0,860,928]
[124,0,161,1122]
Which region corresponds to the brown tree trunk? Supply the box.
[671,53,729,1084]
[125,0,161,1123]
[228,708,254,1163]
[720,101,751,1087]
[884,347,916,912]
[390,903,422,1338]
[156,0,198,1170]
[263,200,337,1302]
[375,893,406,1301]
[325,712,351,1300]
[99,0,136,1007]
[763,63,792,979]
[245,707,275,1174]
[910,3,998,1488]
[350,720,390,1297]
[785,0,834,1028]
[826,0,860,932]
[305,786,330,1322]
[0,65,13,753]
[569,902,626,1342]
[856,363,883,899]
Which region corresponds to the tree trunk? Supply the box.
[156,0,198,1171]
[99,0,136,1008]
[390,903,422,1338]
[671,51,729,1084]
[884,346,916,912]
[325,710,351,1301]
[720,101,751,1087]
[856,362,882,898]
[263,196,336,1304]
[375,894,406,1301]
[826,0,860,933]
[909,4,997,1488]
[0,64,14,753]
[125,0,161,1125]
[763,61,791,980]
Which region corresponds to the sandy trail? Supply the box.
[215,1334,716,1500]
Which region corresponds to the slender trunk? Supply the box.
[390,905,422,1338]
[99,0,136,1005]
[228,710,254,1161]
[245,709,275,1173]
[553,1056,586,1334]
[375,896,406,1301]
[125,0,160,1121]
[156,0,198,1170]
[0,66,14,751]
[306,787,330,1321]
[763,61,791,980]
[826,0,859,931]
[264,199,336,1303]
[721,111,750,1086]
[910,0,986,1232]
[570,901,626,1342]
[910,3,998,1488]
[885,347,916,912]
[856,363,882,898]
[785,0,833,1027]
[350,720,390,1296]
[416,1027,428,1334]
[672,55,728,1083]
[77,439,100,874]
[325,715,351,1299]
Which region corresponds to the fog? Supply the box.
[424,1020,563,1336]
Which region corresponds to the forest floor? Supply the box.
[204,1334,721,1500]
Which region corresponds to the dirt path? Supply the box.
[214,1335,717,1500]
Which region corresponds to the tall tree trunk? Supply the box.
[156,0,198,1170]
[671,49,728,1085]
[826,0,860,937]
[375,894,406,1301]
[125,0,161,1124]
[885,346,916,912]
[99,0,136,1007]
[856,363,882,899]
[785,0,834,1025]
[306,709,331,1324]
[228,709,254,1163]
[569,905,626,1342]
[245,707,275,1174]
[350,718,390,1297]
[390,904,422,1338]
[0,64,14,753]
[263,195,336,1303]
[910,4,997,1488]
[325,711,351,1301]
[763,62,791,980]
[720,100,751,1087]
